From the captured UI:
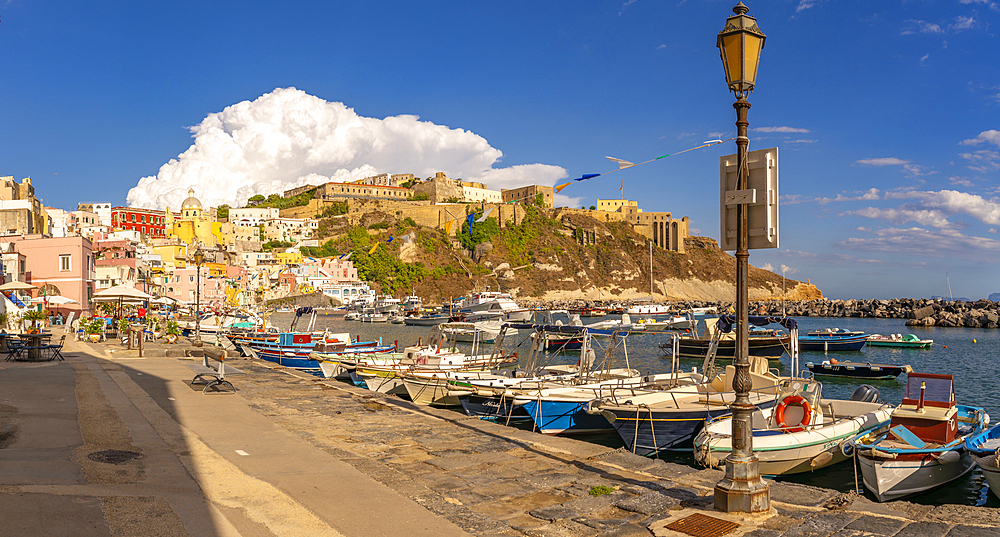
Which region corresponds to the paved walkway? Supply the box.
[2,338,999,536]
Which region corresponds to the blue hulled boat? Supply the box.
[798,333,868,352]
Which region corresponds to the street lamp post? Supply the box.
[193,249,205,341]
[714,2,769,513]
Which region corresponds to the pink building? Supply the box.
[4,235,95,314]
[162,266,226,308]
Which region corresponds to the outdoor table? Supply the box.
[16,332,53,361]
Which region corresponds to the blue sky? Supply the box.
[1,1,998,300]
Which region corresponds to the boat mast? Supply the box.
[946,272,953,301]
[649,241,653,297]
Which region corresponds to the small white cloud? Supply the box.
[920,53,930,65]
[959,150,1000,172]
[949,16,976,31]
[960,130,1000,146]
[760,263,774,271]
[656,44,666,50]
[787,139,817,144]
[847,207,954,228]
[754,126,810,133]
[795,0,822,13]
[856,157,910,166]
[886,189,1000,225]
[990,228,998,234]
[780,264,799,275]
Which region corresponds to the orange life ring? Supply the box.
[775,395,812,433]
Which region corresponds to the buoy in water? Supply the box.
[942,345,948,348]
[973,339,977,343]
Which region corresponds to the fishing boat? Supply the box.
[694,382,893,475]
[598,316,797,455]
[866,333,933,349]
[403,314,451,326]
[797,333,868,352]
[626,303,670,315]
[850,372,988,502]
[807,328,866,337]
[456,290,531,322]
[249,332,393,368]
[441,320,503,344]
[806,360,911,380]
[632,316,694,331]
[965,423,1000,499]
[673,316,790,360]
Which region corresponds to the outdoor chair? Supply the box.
[44,335,66,361]
[6,338,25,361]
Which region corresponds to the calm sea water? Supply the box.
[270,311,1000,506]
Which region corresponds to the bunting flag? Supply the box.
[467,213,475,232]
[444,220,454,234]
[607,156,635,169]
[619,179,623,193]
[368,243,379,254]
[386,236,394,243]
[475,207,494,222]
[554,138,734,193]
[402,232,416,244]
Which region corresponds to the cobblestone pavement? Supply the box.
[224,356,1000,537]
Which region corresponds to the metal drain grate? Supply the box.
[665,513,739,537]
[87,449,143,465]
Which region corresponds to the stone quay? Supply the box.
[2,337,999,536]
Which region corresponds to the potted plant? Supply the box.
[23,309,48,333]
[82,317,104,343]
[148,317,162,339]
[0,312,8,333]
[164,320,180,344]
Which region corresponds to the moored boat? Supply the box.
[694,381,893,475]
[965,423,1000,499]
[850,372,988,502]
[806,360,911,380]
[798,333,868,352]
[866,333,933,349]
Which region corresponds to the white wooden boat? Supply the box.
[694,381,893,475]
[850,372,988,502]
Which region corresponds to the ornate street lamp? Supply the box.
[714,2,769,513]
[192,249,205,341]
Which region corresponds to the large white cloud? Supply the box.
[126,87,567,209]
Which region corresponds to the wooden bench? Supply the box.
[190,346,238,394]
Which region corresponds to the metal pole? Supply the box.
[649,241,653,297]
[195,261,201,341]
[714,95,769,513]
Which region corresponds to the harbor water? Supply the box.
[269,311,1000,507]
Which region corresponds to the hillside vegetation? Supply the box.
[301,206,821,303]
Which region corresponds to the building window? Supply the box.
[59,254,71,271]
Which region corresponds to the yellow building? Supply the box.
[596,199,639,213]
[274,251,303,265]
[165,189,217,247]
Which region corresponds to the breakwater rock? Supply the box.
[748,298,1000,328]
[525,298,1000,328]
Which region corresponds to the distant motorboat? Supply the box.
[626,303,670,315]
[403,315,451,326]
[866,333,933,349]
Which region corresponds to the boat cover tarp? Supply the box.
[714,315,798,333]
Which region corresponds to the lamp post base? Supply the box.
[714,457,770,513]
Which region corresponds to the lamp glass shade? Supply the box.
[717,4,765,94]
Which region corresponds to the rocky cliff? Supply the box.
[310,207,818,303]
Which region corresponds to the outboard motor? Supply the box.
[850,384,880,403]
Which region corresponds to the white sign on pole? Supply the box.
[719,146,779,251]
